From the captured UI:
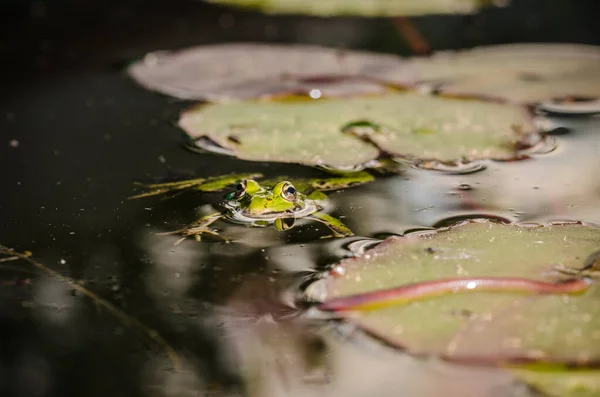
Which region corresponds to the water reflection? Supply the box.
[3,23,600,395]
[216,312,531,397]
[5,107,600,396]
[337,116,600,235]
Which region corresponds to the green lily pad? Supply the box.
[412,44,600,104]
[206,0,493,17]
[181,92,540,169]
[127,43,413,101]
[312,220,600,365]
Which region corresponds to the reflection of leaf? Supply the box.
[128,43,413,101]
[314,220,600,366]
[181,93,539,169]
[205,0,493,16]
[412,44,600,103]
[223,316,330,397]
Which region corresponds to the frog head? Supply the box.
[222,180,321,225]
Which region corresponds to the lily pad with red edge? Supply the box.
[127,43,414,101]
[308,220,600,367]
[205,0,495,17]
[180,92,542,170]
[411,44,600,105]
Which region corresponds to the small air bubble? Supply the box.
[309,89,322,99]
[60,259,66,264]
[457,183,472,191]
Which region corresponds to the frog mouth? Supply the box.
[228,202,320,223]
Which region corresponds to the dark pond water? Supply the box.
[1,1,600,396]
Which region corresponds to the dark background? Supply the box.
[1,0,600,86]
[1,1,599,397]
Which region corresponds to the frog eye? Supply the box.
[226,180,247,200]
[281,182,297,201]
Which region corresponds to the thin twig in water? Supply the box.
[392,17,431,55]
[0,254,23,262]
[0,245,181,370]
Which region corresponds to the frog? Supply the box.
[130,171,374,243]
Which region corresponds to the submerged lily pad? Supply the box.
[127,43,414,101]
[181,92,539,169]
[313,220,600,365]
[206,0,493,17]
[412,44,600,104]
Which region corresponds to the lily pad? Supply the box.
[180,92,540,169]
[313,220,600,365]
[412,44,600,104]
[512,366,600,397]
[206,0,493,17]
[127,43,414,101]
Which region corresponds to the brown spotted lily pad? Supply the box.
[308,220,600,395]
[127,43,414,101]
[205,0,494,17]
[181,92,543,170]
[412,44,600,106]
